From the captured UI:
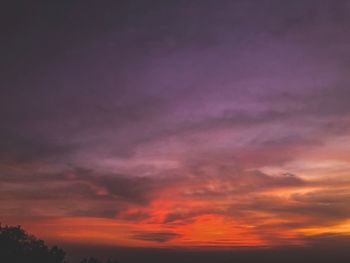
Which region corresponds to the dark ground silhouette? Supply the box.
[0,224,119,263]
[2,224,350,263]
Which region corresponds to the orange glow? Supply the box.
[297,220,350,236]
[4,150,350,249]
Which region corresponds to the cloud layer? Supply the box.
[1,0,350,248]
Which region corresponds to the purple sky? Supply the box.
[1,1,350,261]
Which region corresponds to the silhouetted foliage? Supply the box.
[0,224,120,263]
[0,224,66,263]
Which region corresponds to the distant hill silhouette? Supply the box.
[0,224,119,263]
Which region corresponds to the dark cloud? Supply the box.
[0,167,181,219]
[131,231,180,243]
[0,169,156,204]
[0,166,307,221]
[0,129,72,165]
[225,187,350,228]
[180,170,306,200]
[119,211,152,222]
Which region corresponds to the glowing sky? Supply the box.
[1,0,350,250]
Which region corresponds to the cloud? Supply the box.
[1,0,350,249]
[0,129,72,165]
[131,231,180,243]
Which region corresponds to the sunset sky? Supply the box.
[1,0,350,260]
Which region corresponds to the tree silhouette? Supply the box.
[0,224,66,263]
[0,224,120,263]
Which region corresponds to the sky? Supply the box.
[1,0,350,261]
